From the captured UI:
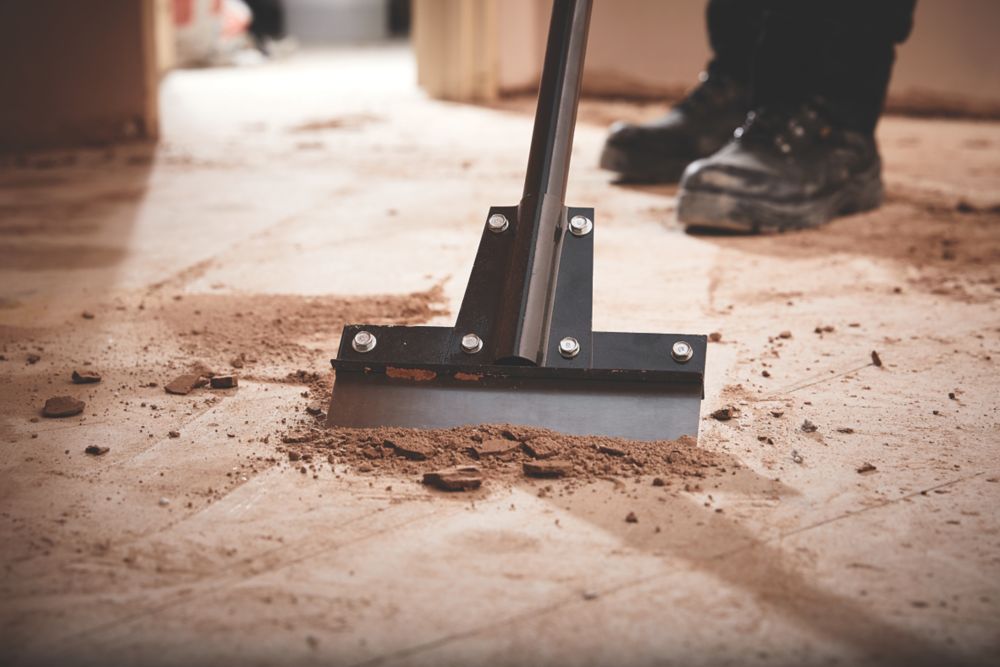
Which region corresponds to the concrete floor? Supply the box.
[2,46,999,666]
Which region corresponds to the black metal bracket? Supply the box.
[332,205,706,390]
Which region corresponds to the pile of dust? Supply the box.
[279,419,726,491]
[151,285,448,374]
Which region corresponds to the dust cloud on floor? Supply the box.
[2,48,1000,667]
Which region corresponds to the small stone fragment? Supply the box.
[651,477,666,487]
[521,437,560,459]
[165,374,208,395]
[836,427,855,434]
[801,419,818,433]
[72,369,102,384]
[778,331,792,339]
[948,392,957,400]
[625,511,638,523]
[770,410,784,418]
[708,332,722,342]
[210,375,238,389]
[158,497,170,506]
[470,438,519,458]
[871,350,882,367]
[423,466,483,491]
[523,460,572,478]
[597,444,626,457]
[84,445,109,456]
[288,451,302,462]
[761,370,771,378]
[791,449,804,464]
[230,356,245,369]
[387,438,434,460]
[168,430,180,438]
[81,311,95,319]
[710,407,738,421]
[42,396,85,418]
[27,353,41,364]
[856,462,877,474]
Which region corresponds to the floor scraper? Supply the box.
[327,0,706,441]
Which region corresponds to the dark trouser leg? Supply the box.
[752,0,917,133]
[705,0,768,83]
[245,0,286,42]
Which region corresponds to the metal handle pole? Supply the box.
[495,0,592,365]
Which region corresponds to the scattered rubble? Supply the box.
[710,407,738,421]
[42,396,85,418]
[801,419,819,433]
[523,460,572,478]
[210,375,238,389]
[71,369,102,384]
[165,374,208,395]
[422,466,483,491]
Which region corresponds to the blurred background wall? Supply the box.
[416,0,1000,117]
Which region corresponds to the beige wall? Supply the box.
[0,0,166,151]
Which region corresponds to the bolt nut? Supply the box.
[568,215,593,237]
[352,330,377,353]
[461,333,483,354]
[558,336,580,359]
[487,213,509,234]
[671,340,693,363]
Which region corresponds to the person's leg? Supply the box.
[598,0,765,183]
[677,1,917,233]
[245,0,286,49]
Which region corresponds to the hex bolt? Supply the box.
[558,336,581,359]
[568,215,593,237]
[671,340,694,363]
[352,330,377,353]
[487,213,509,234]
[461,333,483,354]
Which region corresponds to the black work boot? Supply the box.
[599,70,750,183]
[677,99,883,233]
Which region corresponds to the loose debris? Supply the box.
[523,460,572,478]
[801,419,819,433]
[856,462,877,474]
[278,422,720,489]
[165,374,209,395]
[71,369,102,384]
[469,439,519,458]
[84,445,109,456]
[871,350,883,367]
[27,354,40,364]
[791,449,804,464]
[710,407,738,421]
[422,466,483,491]
[708,332,722,342]
[836,427,855,434]
[625,511,638,523]
[210,375,238,389]
[42,396,85,418]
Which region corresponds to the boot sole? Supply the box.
[599,144,690,184]
[676,164,883,234]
